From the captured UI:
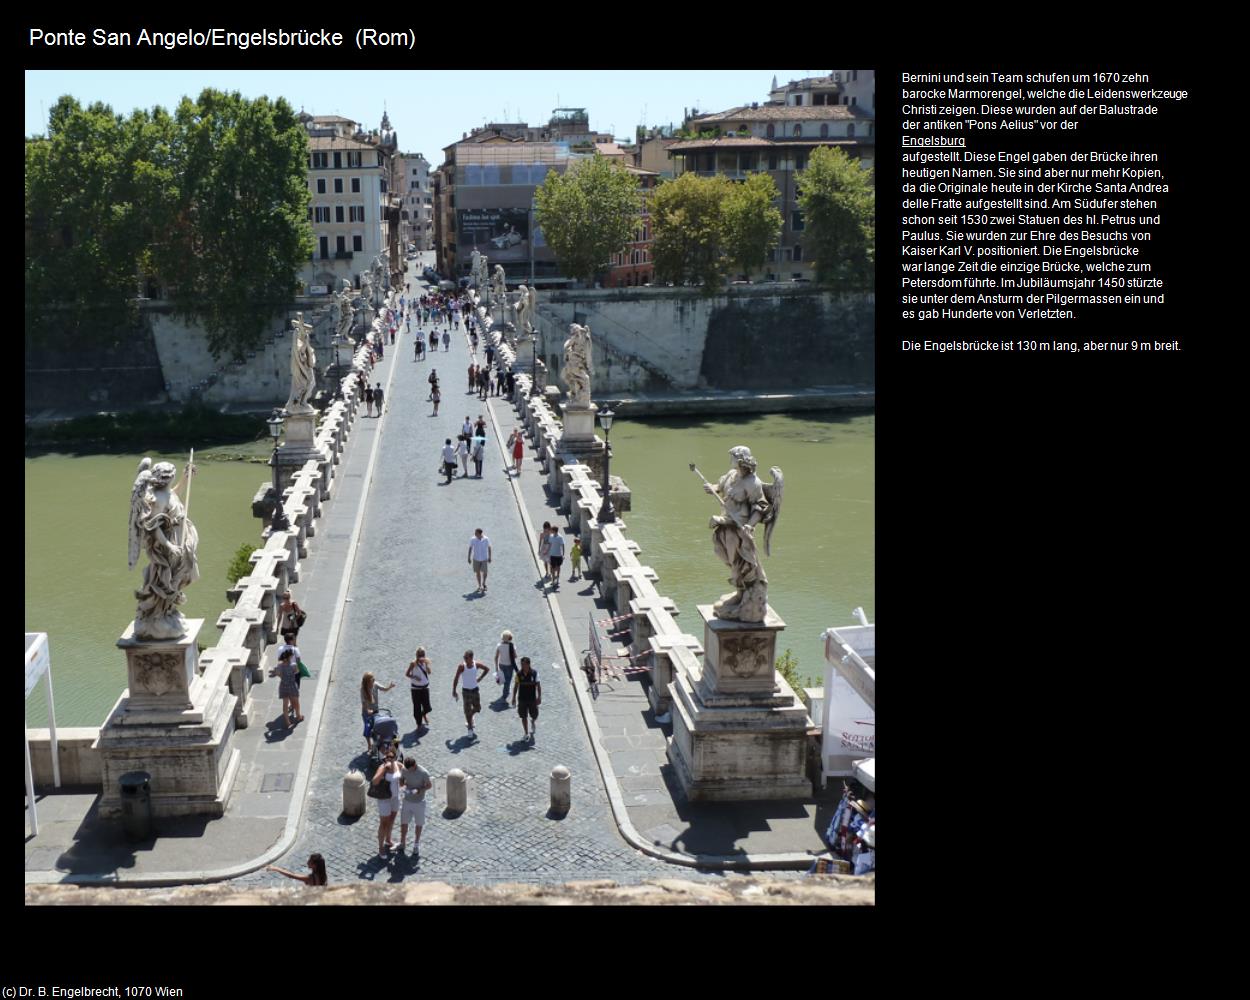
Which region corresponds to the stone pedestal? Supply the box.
[275,409,326,491]
[667,605,811,801]
[560,402,598,444]
[94,620,240,819]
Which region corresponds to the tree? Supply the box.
[157,90,313,359]
[25,90,313,360]
[534,155,639,285]
[796,146,874,287]
[650,172,733,294]
[723,172,783,279]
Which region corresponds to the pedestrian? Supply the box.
[415,336,422,361]
[270,648,302,727]
[376,337,384,360]
[494,367,505,397]
[494,630,518,705]
[455,434,470,478]
[442,330,450,351]
[278,591,306,640]
[478,368,490,400]
[267,853,328,886]
[461,416,473,441]
[506,370,516,396]
[440,438,457,484]
[510,429,524,476]
[364,382,375,417]
[485,345,495,367]
[471,433,485,478]
[452,649,490,736]
[398,756,433,856]
[467,527,491,592]
[511,657,542,742]
[474,414,487,439]
[405,647,433,731]
[546,526,566,591]
[361,671,395,751]
[370,748,402,855]
[428,368,438,398]
[374,382,385,416]
[277,629,306,693]
[431,383,441,416]
[538,521,552,582]
[429,329,438,353]
[570,535,583,581]
[468,363,477,392]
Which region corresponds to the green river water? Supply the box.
[24,411,872,727]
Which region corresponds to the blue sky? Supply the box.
[25,69,821,159]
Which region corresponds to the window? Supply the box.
[351,177,360,193]
[820,123,829,138]
[782,247,792,261]
[312,152,328,169]
[766,123,775,138]
[852,70,858,81]
[350,206,365,222]
[333,151,342,169]
[851,97,858,107]
[380,179,387,193]
[795,152,807,170]
[793,124,802,137]
[353,235,363,252]
[314,206,331,223]
[768,153,778,170]
[767,248,777,262]
[848,124,856,138]
[794,94,803,106]
[793,244,802,261]
[316,178,326,194]
[792,210,805,231]
[306,207,312,221]
[319,235,329,258]
[334,178,343,194]
[335,206,345,223]
[336,235,346,254]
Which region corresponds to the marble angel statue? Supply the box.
[693,447,783,623]
[128,457,200,640]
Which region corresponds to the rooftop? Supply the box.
[692,104,861,123]
[308,136,379,151]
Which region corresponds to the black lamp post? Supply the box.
[597,405,616,524]
[266,408,290,532]
[529,321,542,397]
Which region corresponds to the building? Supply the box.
[398,152,434,251]
[668,73,875,281]
[606,166,658,288]
[298,111,401,295]
[434,110,620,286]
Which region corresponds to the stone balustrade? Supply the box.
[510,382,705,716]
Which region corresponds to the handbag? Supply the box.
[367,772,392,799]
[297,659,311,678]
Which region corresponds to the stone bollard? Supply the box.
[446,769,467,814]
[342,769,367,818]
[550,765,571,815]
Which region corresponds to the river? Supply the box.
[24,410,872,726]
[610,410,874,689]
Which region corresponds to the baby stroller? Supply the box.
[366,708,401,772]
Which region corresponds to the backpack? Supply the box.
[295,609,307,629]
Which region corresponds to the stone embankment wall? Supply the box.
[536,286,874,395]
[26,320,389,789]
[26,876,874,905]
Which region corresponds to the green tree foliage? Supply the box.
[650,172,733,294]
[25,90,313,359]
[534,155,640,285]
[775,648,803,693]
[227,542,258,585]
[796,146,874,287]
[723,172,783,279]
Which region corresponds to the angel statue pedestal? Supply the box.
[93,619,242,820]
[666,605,812,802]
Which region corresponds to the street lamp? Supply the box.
[529,319,542,397]
[597,404,616,524]
[266,408,290,532]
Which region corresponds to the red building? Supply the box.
[606,166,659,288]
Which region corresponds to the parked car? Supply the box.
[490,226,524,250]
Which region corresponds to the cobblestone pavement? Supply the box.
[232,295,738,888]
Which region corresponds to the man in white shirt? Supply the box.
[546,528,566,591]
[452,649,490,735]
[467,528,492,593]
[440,438,457,484]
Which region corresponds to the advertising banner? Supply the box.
[458,208,530,261]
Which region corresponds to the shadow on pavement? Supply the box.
[443,735,476,753]
[264,720,297,743]
[506,738,535,756]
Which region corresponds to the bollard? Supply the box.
[550,765,571,815]
[119,771,153,840]
[342,769,367,817]
[446,769,468,813]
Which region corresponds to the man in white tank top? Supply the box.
[452,649,489,736]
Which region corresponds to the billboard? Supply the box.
[458,208,530,261]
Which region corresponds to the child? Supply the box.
[570,536,583,581]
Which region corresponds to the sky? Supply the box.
[25,69,822,159]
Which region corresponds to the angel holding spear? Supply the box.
[128,453,199,640]
[691,446,783,623]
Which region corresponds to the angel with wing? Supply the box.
[128,457,200,640]
[699,446,783,623]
